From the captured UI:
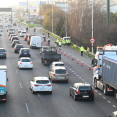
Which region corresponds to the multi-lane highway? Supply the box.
[0,21,116,117]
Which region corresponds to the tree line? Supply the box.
[39,1,117,52]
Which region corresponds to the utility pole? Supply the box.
[107,0,110,25]
[91,0,94,54]
[52,0,54,33]
[65,1,67,37]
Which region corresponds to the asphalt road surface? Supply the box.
[0,21,116,117]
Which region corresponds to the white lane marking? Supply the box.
[103,96,106,99]
[16,70,18,73]
[77,75,79,77]
[25,103,30,114]
[74,73,76,74]
[95,90,98,93]
[69,69,71,71]
[112,105,116,108]
[98,93,102,96]
[19,82,22,89]
[82,79,84,81]
[70,105,76,113]
[107,100,111,104]
[72,71,74,73]
[79,77,81,79]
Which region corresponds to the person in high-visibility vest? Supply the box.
[62,40,66,46]
[87,47,90,57]
[56,39,59,46]
[58,41,62,50]
[66,39,69,47]
[80,46,84,56]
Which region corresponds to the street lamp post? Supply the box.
[65,0,67,37]
[52,0,54,34]
[91,0,94,54]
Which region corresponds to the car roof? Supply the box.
[74,83,91,87]
[16,44,23,46]
[20,57,31,60]
[52,61,64,65]
[21,48,29,50]
[54,67,66,70]
[113,111,117,115]
[0,48,5,50]
[34,77,49,81]
[12,36,18,38]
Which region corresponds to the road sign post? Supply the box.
[90,38,95,54]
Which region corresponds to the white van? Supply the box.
[30,36,42,48]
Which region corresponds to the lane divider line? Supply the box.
[25,103,30,114]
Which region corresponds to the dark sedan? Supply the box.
[14,44,24,53]
[69,83,94,101]
[0,48,7,59]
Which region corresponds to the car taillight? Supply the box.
[20,62,22,64]
[34,84,40,86]
[5,52,7,54]
[53,74,55,76]
[3,99,6,101]
[47,84,52,86]
[77,90,80,93]
[30,62,33,64]
[91,90,94,93]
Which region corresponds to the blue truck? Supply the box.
[92,52,117,97]
[0,66,7,101]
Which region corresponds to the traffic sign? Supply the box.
[90,38,95,44]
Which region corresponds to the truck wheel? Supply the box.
[94,79,97,89]
[103,86,107,95]
[74,95,77,101]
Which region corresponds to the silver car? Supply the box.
[49,66,69,83]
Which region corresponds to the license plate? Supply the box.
[83,95,89,98]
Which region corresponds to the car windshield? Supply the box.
[17,45,23,48]
[55,69,66,74]
[0,49,5,52]
[21,59,31,62]
[22,49,30,53]
[79,86,92,91]
[55,64,64,67]
[36,80,49,84]
[13,37,18,39]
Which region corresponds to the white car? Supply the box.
[18,57,33,69]
[20,31,26,37]
[51,61,64,67]
[30,77,52,94]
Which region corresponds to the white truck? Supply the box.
[0,66,7,101]
[30,36,42,48]
[91,45,117,97]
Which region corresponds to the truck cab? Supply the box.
[92,45,117,96]
[0,65,7,101]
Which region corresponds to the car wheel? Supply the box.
[73,95,77,101]
[52,80,55,83]
[65,80,68,83]
[94,79,97,89]
[103,86,107,95]
[49,91,52,94]
[69,91,72,96]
